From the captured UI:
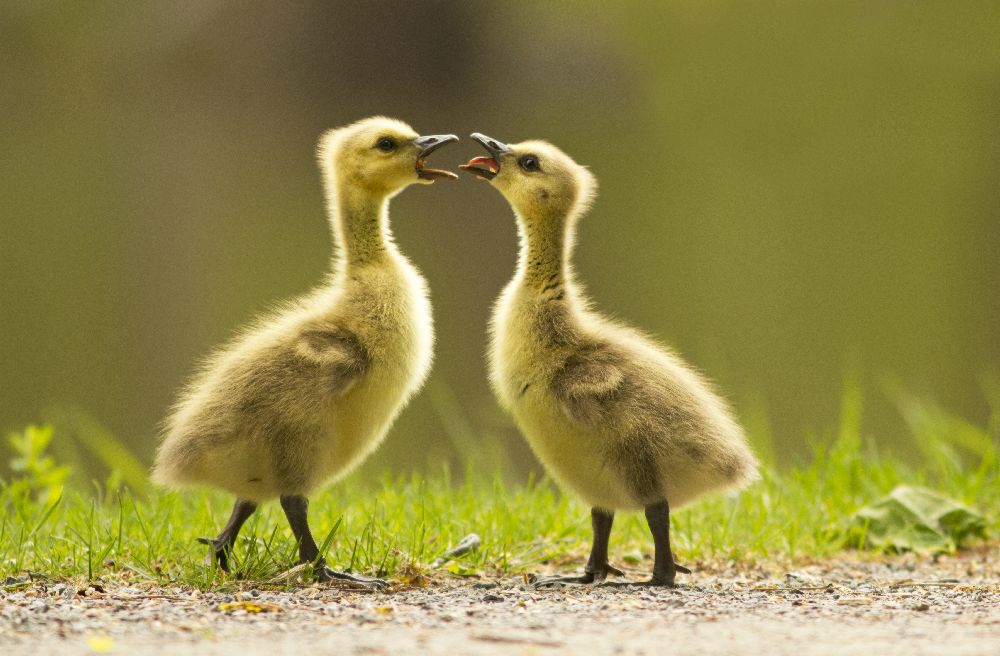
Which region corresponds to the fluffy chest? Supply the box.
[347,261,434,385]
[492,324,641,511]
[488,283,641,509]
[321,262,433,470]
[489,283,567,408]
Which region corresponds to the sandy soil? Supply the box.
[2,549,998,655]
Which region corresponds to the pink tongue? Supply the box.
[465,156,498,168]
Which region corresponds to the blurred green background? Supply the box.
[2,1,998,480]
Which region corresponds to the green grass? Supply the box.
[1,391,997,589]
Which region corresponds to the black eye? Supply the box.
[376,137,397,152]
[518,155,540,172]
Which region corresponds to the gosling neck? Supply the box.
[516,207,574,299]
[329,182,396,271]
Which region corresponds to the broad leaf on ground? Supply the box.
[847,485,985,552]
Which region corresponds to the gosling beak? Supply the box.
[460,132,509,181]
[414,134,460,181]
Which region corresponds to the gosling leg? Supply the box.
[197,498,258,572]
[279,494,387,588]
[535,507,624,587]
[643,499,686,586]
[606,499,692,587]
[595,499,692,588]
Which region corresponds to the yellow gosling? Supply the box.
[462,133,758,587]
[153,117,457,586]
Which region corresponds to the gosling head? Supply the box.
[460,132,597,224]
[319,116,458,196]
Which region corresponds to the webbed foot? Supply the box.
[598,562,691,588]
[533,563,625,588]
[316,565,388,589]
[600,576,676,588]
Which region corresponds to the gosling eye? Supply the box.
[518,155,540,172]
[376,137,397,152]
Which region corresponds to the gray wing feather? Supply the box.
[550,346,624,425]
[294,328,370,397]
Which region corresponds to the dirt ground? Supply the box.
[2,549,998,655]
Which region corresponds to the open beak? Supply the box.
[414,134,460,181]
[459,132,510,181]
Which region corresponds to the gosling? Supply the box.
[461,133,758,587]
[153,117,457,586]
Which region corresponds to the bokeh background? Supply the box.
[2,1,998,480]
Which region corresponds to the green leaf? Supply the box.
[846,485,986,553]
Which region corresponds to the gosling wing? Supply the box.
[293,327,370,397]
[550,345,625,425]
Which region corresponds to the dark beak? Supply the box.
[470,133,510,159]
[460,132,509,181]
[413,134,459,181]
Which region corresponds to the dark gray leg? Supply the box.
[279,494,387,588]
[601,499,691,588]
[584,507,623,580]
[197,498,258,572]
[645,500,679,586]
[535,507,625,587]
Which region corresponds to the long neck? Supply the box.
[516,208,574,299]
[329,182,394,271]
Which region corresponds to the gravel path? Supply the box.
[3,549,998,655]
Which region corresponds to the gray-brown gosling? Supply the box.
[153,117,457,586]
[460,133,759,587]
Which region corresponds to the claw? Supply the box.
[606,563,626,577]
